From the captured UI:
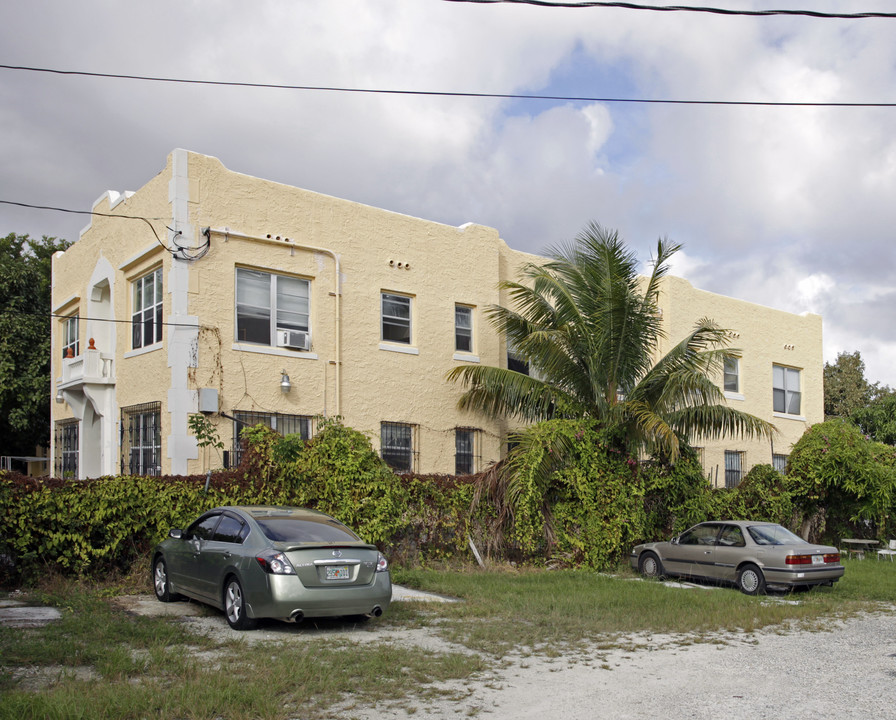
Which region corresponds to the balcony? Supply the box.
[60,344,114,388]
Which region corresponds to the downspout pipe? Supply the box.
[206,228,342,416]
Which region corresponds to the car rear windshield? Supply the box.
[255,516,362,543]
[747,525,806,546]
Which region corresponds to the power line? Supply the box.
[443,0,896,19]
[0,199,210,261]
[1,64,893,108]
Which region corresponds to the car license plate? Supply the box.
[326,566,350,580]
[812,555,824,565]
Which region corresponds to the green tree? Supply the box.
[786,418,896,541]
[852,390,896,446]
[823,350,875,419]
[0,233,72,456]
[448,223,775,462]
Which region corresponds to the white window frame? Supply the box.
[455,305,473,353]
[455,427,480,475]
[131,268,163,350]
[62,314,79,359]
[381,421,417,472]
[381,293,412,345]
[235,268,311,348]
[724,450,744,488]
[723,355,739,394]
[121,402,162,476]
[773,364,802,416]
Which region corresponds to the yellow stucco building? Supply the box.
[51,149,822,484]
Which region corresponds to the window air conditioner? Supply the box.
[276,329,310,351]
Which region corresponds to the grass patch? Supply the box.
[2,558,894,719]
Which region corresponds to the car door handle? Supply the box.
[704,551,712,555]
[223,552,232,559]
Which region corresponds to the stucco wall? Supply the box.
[51,149,824,483]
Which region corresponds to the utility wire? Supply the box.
[443,0,896,19]
[0,199,210,261]
[0,64,893,107]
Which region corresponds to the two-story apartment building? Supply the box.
[50,149,822,484]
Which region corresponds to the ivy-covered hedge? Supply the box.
[5,416,894,585]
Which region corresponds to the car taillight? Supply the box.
[255,551,296,575]
[824,553,840,563]
[376,552,389,573]
[785,555,812,565]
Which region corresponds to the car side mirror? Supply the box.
[169,529,184,540]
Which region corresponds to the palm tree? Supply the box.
[448,222,775,462]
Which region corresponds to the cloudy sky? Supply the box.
[2,1,895,386]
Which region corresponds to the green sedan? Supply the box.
[152,505,391,630]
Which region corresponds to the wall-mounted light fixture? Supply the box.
[55,388,65,404]
[280,370,291,394]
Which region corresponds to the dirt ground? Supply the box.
[115,593,896,720]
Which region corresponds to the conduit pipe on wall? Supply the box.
[207,228,342,416]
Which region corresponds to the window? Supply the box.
[678,524,720,545]
[121,402,161,476]
[187,513,221,541]
[723,356,739,393]
[231,412,313,467]
[132,268,163,349]
[773,365,801,415]
[507,340,529,375]
[236,268,310,348]
[381,422,416,472]
[455,428,480,475]
[773,454,788,474]
[718,525,745,547]
[62,315,79,359]
[455,305,473,353]
[381,293,411,344]
[213,514,249,544]
[724,450,744,488]
[55,420,79,478]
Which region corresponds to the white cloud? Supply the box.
[2,0,895,387]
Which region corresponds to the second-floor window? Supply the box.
[62,315,79,358]
[723,356,739,393]
[381,293,411,344]
[236,268,310,348]
[773,364,801,415]
[132,268,163,349]
[455,305,473,353]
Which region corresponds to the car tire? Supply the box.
[152,556,180,602]
[737,563,767,595]
[224,576,257,631]
[638,551,664,579]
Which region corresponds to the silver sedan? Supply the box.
[152,505,392,629]
[630,521,845,594]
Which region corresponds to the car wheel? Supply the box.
[737,564,767,595]
[638,551,664,579]
[224,577,257,630]
[152,556,180,602]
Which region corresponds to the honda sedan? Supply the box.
[152,505,391,629]
[630,521,844,594]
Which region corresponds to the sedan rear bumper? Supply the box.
[762,564,845,588]
[247,571,393,621]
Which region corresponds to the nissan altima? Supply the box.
[152,505,391,629]
[630,521,844,594]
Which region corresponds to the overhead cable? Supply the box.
[443,0,896,19]
[0,199,210,261]
[0,64,893,108]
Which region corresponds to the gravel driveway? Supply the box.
[353,611,896,719]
